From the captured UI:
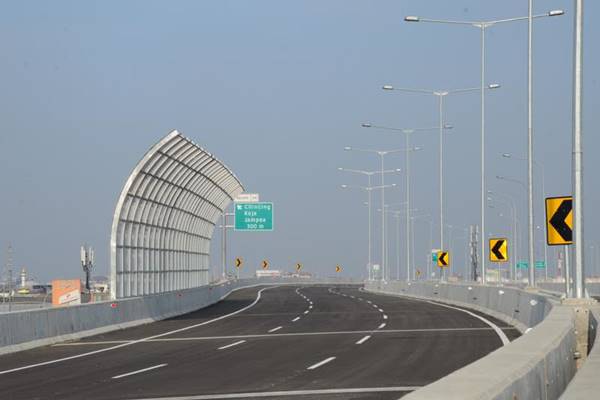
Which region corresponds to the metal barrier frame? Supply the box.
[110,130,243,299]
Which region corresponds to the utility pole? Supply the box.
[80,245,94,293]
[470,225,479,282]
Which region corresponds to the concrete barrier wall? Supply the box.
[0,277,356,355]
[365,281,578,400]
[559,305,600,399]
[538,282,600,296]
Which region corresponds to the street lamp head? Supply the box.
[496,175,505,180]
[488,83,501,89]
[337,167,343,171]
[361,123,372,128]
[487,190,494,194]
[340,184,348,188]
[382,85,394,91]
[502,153,512,158]
[404,16,420,22]
[344,146,352,151]
[443,124,453,130]
[548,9,565,17]
[395,168,402,172]
[413,146,423,151]
[391,183,397,187]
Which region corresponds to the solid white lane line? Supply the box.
[383,315,388,320]
[268,326,282,333]
[356,335,371,345]
[52,327,517,346]
[218,340,246,350]
[378,323,387,330]
[0,286,276,376]
[304,310,309,314]
[112,363,167,379]
[292,317,300,322]
[425,300,510,346]
[137,387,421,399]
[307,356,336,370]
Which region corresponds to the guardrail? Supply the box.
[365,280,580,400]
[0,277,357,355]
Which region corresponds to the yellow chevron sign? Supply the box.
[546,196,573,246]
[335,265,342,273]
[437,251,450,268]
[489,238,508,262]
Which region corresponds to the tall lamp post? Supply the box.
[361,123,432,282]
[404,9,564,285]
[380,85,497,260]
[488,190,519,280]
[338,168,401,280]
[501,153,547,280]
[344,146,414,281]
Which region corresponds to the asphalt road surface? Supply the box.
[0,285,519,400]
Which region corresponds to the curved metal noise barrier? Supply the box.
[110,130,244,299]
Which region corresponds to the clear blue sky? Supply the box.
[0,0,598,283]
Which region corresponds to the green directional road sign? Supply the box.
[234,202,274,231]
[517,261,528,269]
[535,261,546,269]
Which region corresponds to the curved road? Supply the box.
[0,285,519,400]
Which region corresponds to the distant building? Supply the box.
[255,270,281,278]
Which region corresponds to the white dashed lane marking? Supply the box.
[307,357,336,370]
[356,335,371,345]
[218,340,246,350]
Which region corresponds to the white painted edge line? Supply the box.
[112,363,167,380]
[268,326,282,333]
[292,317,300,322]
[136,386,421,399]
[0,286,277,376]
[383,314,388,320]
[378,308,384,313]
[356,335,371,345]
[378,323,386,330]
[307,356,336,370]
[425,300,510,346]
[218,340,246,350]
[304,310,309,314]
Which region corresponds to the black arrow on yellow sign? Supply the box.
[262,260,269,270]
[437,252,449,268]
[235,257,243,268]
[546,196,573,246]
[296,263,302,271]
[489,238,508,262]
[335,265,342,273]
[549,199,572,242]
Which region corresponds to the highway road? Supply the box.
[0,285,519,400]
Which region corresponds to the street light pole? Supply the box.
[345,146,415,281]
[362,123,437,282]
[572,0,585,299]
[338,167,401,280]
[404,9,564,286]
[502,153,547,279]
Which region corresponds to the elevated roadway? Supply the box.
[0,285,519,400]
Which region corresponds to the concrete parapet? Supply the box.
[0,277,355,355]
[365,281,579,400]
